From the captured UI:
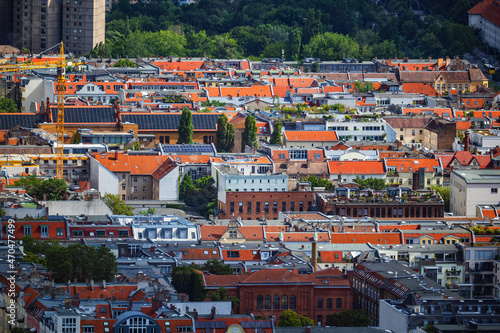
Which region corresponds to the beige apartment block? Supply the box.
[12,0,105,56]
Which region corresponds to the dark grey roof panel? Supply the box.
[50,107,117,123]
[121,114,220,130]
[0,114,46,130]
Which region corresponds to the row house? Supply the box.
[89,151,179,201]
[283,130,338,149]
[326,118,395,142]
[385,158,443,189]
[0,216,69,240]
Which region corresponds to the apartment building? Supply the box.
[12,0,105,56]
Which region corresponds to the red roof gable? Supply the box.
[328,160,385,175]
[284,130,338,142]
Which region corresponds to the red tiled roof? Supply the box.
[385,158,440,172]
[328,160,385,175]
[222,249,260,261]
[468,0,495,15]
[284,130,338,142]
[200,225,227,241]
[239,226,264,240]
[319,251,344,263]
[92,152,176,175]
[401,83,438,96]
[331,232,402,244]
[455,121,472,130]
[266,232,329,242]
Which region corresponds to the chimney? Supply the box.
[211,306,216,319]
[65,299,71,309]
[152,298,162,313]
[90,280,94,292]
[151,245,156,252]
[311,241,318,272]
[464,130,470,152]
[102,280,106,290]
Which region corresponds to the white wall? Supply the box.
[158,165,179,200]
[379,300,409,333]
[89,156,119,196]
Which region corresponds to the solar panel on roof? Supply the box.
[0,114,46,130]
[195,322,226,329]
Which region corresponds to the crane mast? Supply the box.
[56,42,66,179]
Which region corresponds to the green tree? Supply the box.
[0,97,18,113]
[326,310,370,327]
[300,175,334,191]
[353,176,386,190]
[430,185,450,212]
[206,287,240,309]
[179,173,195,201]
[0,206,5,218]
[102,193,134,215]
[270,121,282,145]
[278,310,314,327]
[15,175,67,201]
[354,81,374,93]
[303,32,359,61]
[177,108,194,144]
[302,8,323,46]
[113,58,137,67]
[201,260,232,275]
[216,113,235,152]
[171,266,206,301]
[241,114,258,151]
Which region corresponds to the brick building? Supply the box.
[203,267,352,326]
[218,191,316,220]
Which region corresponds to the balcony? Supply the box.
[445,270,461,276]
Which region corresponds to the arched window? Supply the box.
[281,295,288,310]
[265,295,271,309]
[290,295,296,310]
[317,298,323,309]
[326,298,332,309]
[256,295,263,309]
[273,295,280,310]
[336,298,342,309]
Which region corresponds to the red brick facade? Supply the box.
[203,268,352,326]
[218,191,316,220]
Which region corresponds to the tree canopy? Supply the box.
[216,113,235,153]
[353,176,386,190]
[241,114,257,152]
[102,193,134,215]
[14,175,67,201]
[171,266,206,301]
[179,174,217,218]
[300,175,334,191]
[177,108,194,144]
[326,310,370,327]
[278,310,315,327]
[100,0,476,61]
[270,121,282,146]
[22,236,117,283]
[0,97,17,113]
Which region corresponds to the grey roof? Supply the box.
[50,106,117,123]
[451,169,500,184]
[0,114,46,130]
[121,113,220,130]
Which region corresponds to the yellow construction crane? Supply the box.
[55,42,66,179]
[0,42,72,179]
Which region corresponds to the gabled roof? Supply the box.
[284,130,338,142]
[384,117,430,129]
[200,225,228,241]
[92,152,176,175]
[266,232,330,242]
[330,232,402,244]
[385,158,440,172]
[328,160,385,175]
[401,83,438,96]
[468,0,496,14]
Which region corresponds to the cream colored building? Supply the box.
[13,0,105,56]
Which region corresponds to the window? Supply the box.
[273,295,280,310]
[96,230,106,237]
[256,202,260,213]
[281,295,288,310]
[227,251,239,258]
[317,315,323,326]
[257,295,263,309]
[282,202,286,211]
[134,177,138,182]
[299,201,304,211]
[265,295,271,309]
[239,202,243,213]
[492,188,498,193]
[264,202,269,213]
[61,317,77,333]
[247,202,252,213]
[41,225,49,237]
[82,327,95,333]
[143,177,147,182]
[290,202,295,211]
[278,153,286,159]
[119,230,128,237]
[290,295,296,310]
[23,225,32,236]
[143,186,147,192]
[73,230,83,237]
[122,184,126,190]
[336,298,342,309]
[273,201,278,213]
[327,298,332,309]
[134,186,138,192]
[56,228,64,236]
[230,202,234,213]
[317,298,323,309]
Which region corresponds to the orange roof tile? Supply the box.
[200,225,227,241]
[330,232,402,244]
[92,152,176,175]
[284,130,338,142]
[319,251,344,263]
[455,121,472,130]
[385,158,440,172]
[328,160,385,175]
[401,83,439,96]
[266,232,329,242]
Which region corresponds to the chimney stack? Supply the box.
[464,130,470,152]
[311,241,318,272]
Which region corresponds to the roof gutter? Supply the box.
[460,225,475,245]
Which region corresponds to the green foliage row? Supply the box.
[0,97,18,113]
[300,175,334,191]
[98,0,477,60]
[241,114,258,151]
[103,193,134,215]
[179,174,217,218]
[216,113,235,153]
[22,235,117,283]
[353,176,387,191]
[15,175,68,201]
